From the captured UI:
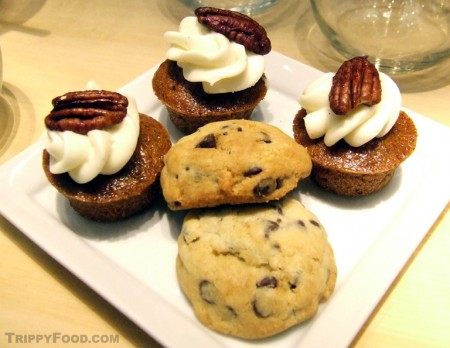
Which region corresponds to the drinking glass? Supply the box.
[310,0,450,73]
[180,0,280,16]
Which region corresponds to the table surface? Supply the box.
[1,1,449,347]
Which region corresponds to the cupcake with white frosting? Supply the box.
[293,56,417,197]
[42,88,171,221]
[152,7,270,134]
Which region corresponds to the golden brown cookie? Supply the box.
[160,119,312,210]
[176,198,337,339]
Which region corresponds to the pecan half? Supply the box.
[45,90,128,134]
[329,56,382,115]
[195,7,271,55]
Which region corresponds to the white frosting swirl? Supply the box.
[299,72,401,147]
[164,16,264,94]
[43,94,140,184]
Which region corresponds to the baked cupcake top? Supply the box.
[163,7,271,94]
[42,85,140,184]
[294,109,417,174]
[299,56,401,147]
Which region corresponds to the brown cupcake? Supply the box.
[43,114,172,221]
[152,59,267,134]
[293,109,417,196]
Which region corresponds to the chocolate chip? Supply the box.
[298,220,305,227]
[272,242,281,250]
[256,276,278,288]
[183,232,200,244]
[289,277,299,291]
[199,280,217,304]
[264,220,279,238]
[195,134,216,148]
[276,177,283,189]
[226,306,237,318]
[253,178,277,196]
[252,299,271,318]
[258,132,272,143]
[310,220,320,227]
[244,167,262,177]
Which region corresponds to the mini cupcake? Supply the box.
[152,7,270,134]
[42,89,171,221]
[293,56,417,197]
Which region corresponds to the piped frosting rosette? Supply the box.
[164,14,266,94]
[42,83,140,184]
[299,71,401,147]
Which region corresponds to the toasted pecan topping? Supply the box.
[329,56,382,115]
[45,90,128,134]
[195,7,271,55]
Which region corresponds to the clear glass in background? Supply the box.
[310,0,450,74]
[180,0,280,16]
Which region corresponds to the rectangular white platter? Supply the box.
[1,51,449,348]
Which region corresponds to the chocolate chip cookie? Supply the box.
[160,119,312,210]
[176,198,337,339]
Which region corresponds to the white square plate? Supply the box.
[1,51,449,348]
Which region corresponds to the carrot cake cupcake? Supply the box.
[293,56,417,197]
[42,88,171,221]
[152,7,270,134]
